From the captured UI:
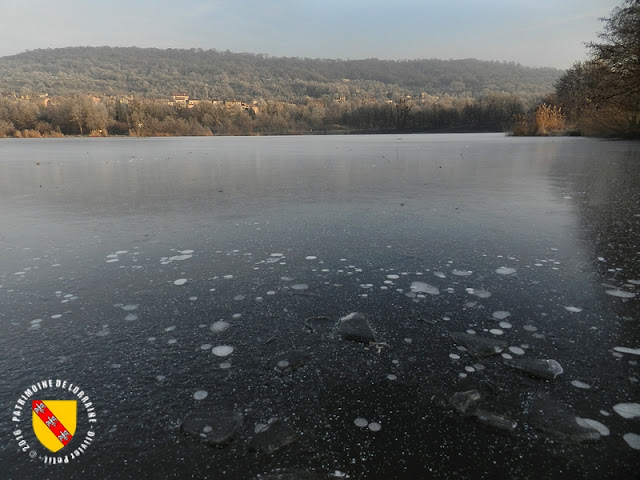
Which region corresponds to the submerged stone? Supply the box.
[180,411,242,446]
[338,312,376,343]
[528,395,600,443]
[249,418,298,454]
[506,358,563,380]
[449,390,481,414]
[474,410,517,434]
[451,332,507,357]
[270,351,311,374]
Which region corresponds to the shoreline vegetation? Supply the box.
[1,2,637,139]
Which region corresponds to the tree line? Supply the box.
[551,0,640,138]
[0,47,560,106]
[0,93,526,137]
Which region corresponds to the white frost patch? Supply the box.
[465,366,475,373]
[571,380,591,389]
[220,362,232,369]
[180,250,194,254]
[508,346,525,355]
[165,325,176,331]
[613,403,640,419]
[354,417,368,428]
[452,269,472,277]
[605,289,636,298]
[106,259,119,263]
[564,306,583,313]
[233,295,245,301]
[502,353,512,359]
[623,433,640,450]
[433,271,446,278]
[523,325,538,332]
[368,422,382,432]
[167,339,177,344]
[387,374,397,381]
[386,274,400,280]
[210,321,230,333]
[496,267,516,275]
[574,418,608,436]
[266,290,276,295]
[173,278,188,286]
[499,322,512,329]
[124,314,138,321]
[270,253,284,257]
[492,311,510,320]
[410,282,440,295]
[613,346,640,356]
[200,343,212,350]
[223,275,234,279]
[122,304,138,311]
[628,279,640,285]
[468,289,492,298]
[291,284,309,290]
[51,314,62,319]
[193,390,208,400]
[489,329,503,335]
[168,254,192,261]
[449,353,461,360]
[212,345,234,357]
[305,256,317,260]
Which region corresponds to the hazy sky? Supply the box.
[0,0,622,68]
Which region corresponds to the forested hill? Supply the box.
[0,47,561,104]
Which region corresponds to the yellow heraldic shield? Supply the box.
[32,400,77,452]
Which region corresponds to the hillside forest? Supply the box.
[0,0,637,138]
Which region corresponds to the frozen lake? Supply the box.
[1,134,639,479]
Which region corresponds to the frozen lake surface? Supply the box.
[1,134,639,479]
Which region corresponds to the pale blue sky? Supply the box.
[0,0,622,68]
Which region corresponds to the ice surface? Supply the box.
[212,345,234,357]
